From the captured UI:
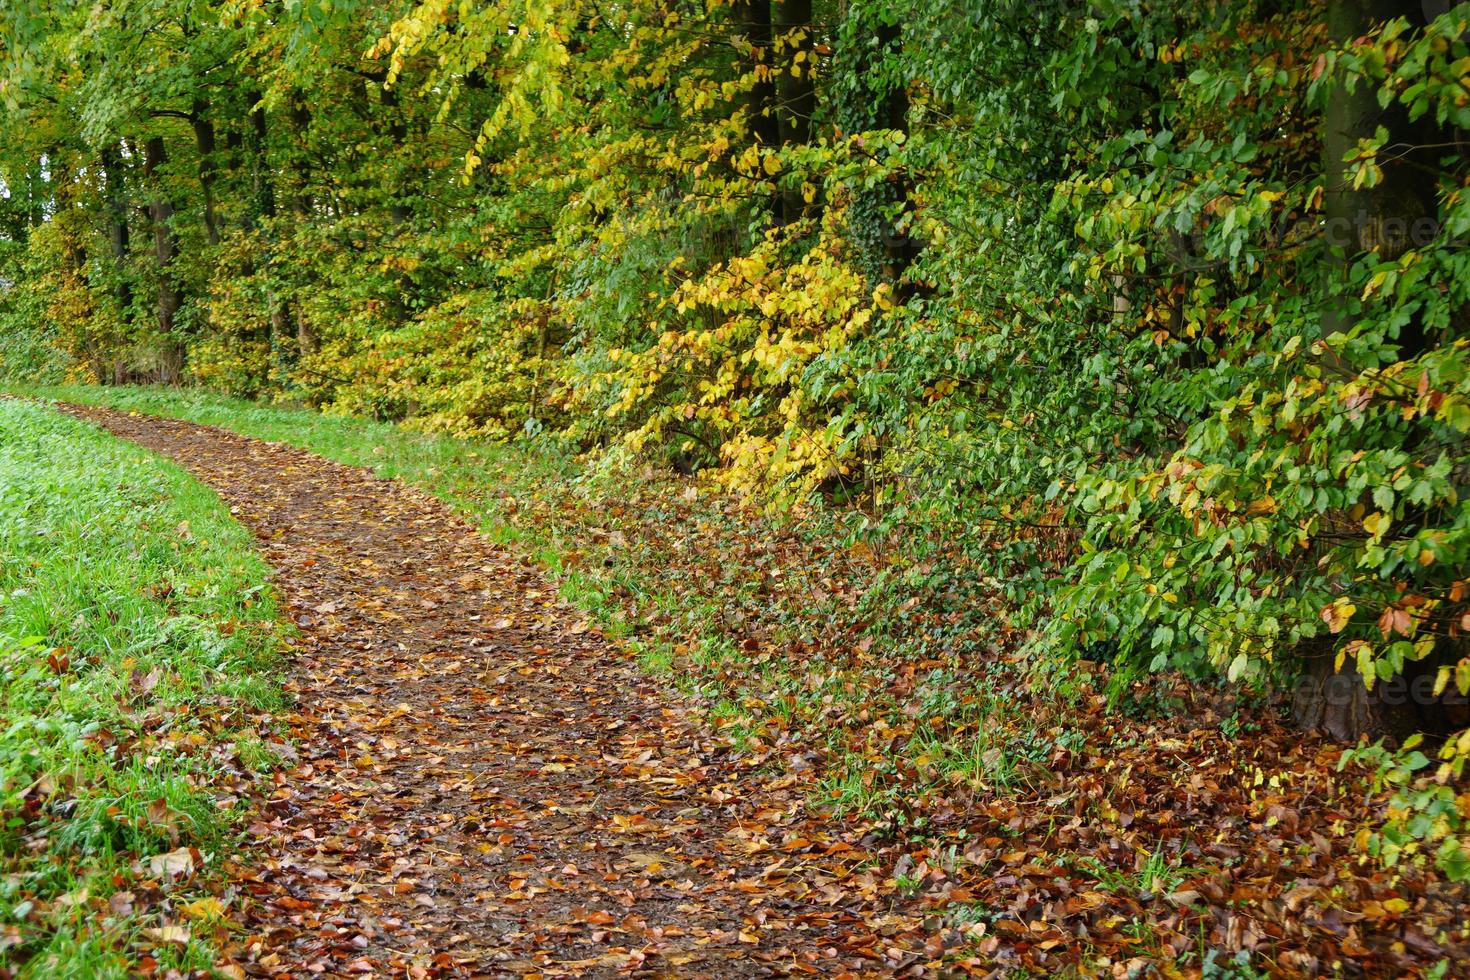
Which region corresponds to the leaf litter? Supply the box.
[65,406,940,977]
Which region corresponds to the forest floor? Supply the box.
[8,391,1468,978]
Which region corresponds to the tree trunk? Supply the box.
[249,97,276,222]
[774,0,814,224]
[100,143,133,323]
[246,93,293,378]
[288,96,315,219]
[23,159,47,231]
[225,126,243,168]
[1321,0,1438,343]
[381,84,411,226]
[1297,0,1447,741]
[192,97,221,247]
[142,136,183,382]
[1293,640,1378,743]
[836,8,916,283]
[733,1,781,152]
[289,96,316,356]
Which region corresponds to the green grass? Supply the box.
[1073,845,1194,898]
[12,384,617,631]
[9,384,573,548]
[0,399,286,977]
[11,385,750,692]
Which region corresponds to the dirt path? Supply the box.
[65,406,932,978]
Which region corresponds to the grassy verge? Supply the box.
[0,399,287,978]
[5,385,572,552]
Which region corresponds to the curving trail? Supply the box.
[63,405,933,978]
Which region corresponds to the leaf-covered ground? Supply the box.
[36,395,1470,977]
[62,405,947,976]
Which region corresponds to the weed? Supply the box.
[1200,949,1270,979]
[1075,845,1192,898]
[943,900,1001,927]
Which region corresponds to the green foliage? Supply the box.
[1339,733,1470,882]
[1034,5,1470,702]
[0,400,285,975]
[3,0,1470,797]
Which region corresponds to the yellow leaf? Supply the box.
[180,897,225,920]
[1321,600,1355,634]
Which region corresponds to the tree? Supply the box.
[3,0,1470,780]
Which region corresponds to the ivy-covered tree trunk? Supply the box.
[248,97,276,222]
[99,143,133,336]
[836,3,916,284]
[191,98,221,247]
[381,83,412,227]
[246,95,293,380]
[288,96,317,357]
[774,0,814,224]
[374,77,414,332]
[142,136,183,382]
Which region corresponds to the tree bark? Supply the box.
[191,97,221,247]
[100,143,133,323]
[142,136,183,382]
[1321,0,1438,344]
[245,93,293,376]
[1293,640,1378,743]
[288,96,315,220]
[381,84,411,226]
[289,95,317,356]
[836,9,916,283]
[733,1,781,152]
[1297,0,1448,741]
[249,96,277,222]
[774,0,814,224]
